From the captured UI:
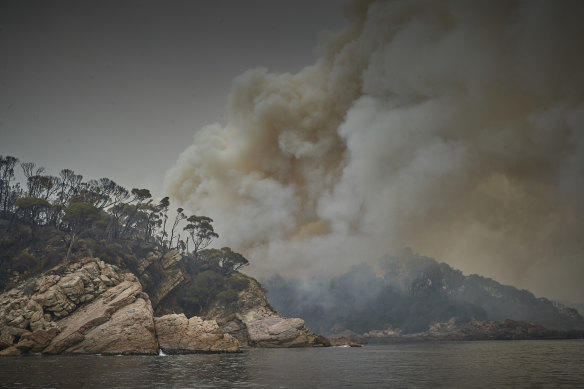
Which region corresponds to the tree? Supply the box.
[217,247,249,275]
[158,197,170,247]
[198,247,249,275]
[119,188,152,238]
[62,202,100,264]
[142,196,170,244]
[57,169,83,206]
[180,270,225,314]
[183,215,218,258]
[81,178,129,210]
[20,162,45,197]
[14,197,51,226]
[169,208,186,250]
[0,155,19,215]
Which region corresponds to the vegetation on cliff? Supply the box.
[0,154,248,312]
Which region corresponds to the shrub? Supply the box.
[217,289,239,304]
[228,275,249,291]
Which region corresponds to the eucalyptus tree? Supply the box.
[169,207,187,250]
[0,155,19,215]
[13,196,51,226]
[62,201,100,264]
[183,215,218,258]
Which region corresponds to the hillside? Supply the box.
[264,249,584,336]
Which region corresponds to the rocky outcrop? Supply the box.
[245,316,324,347]
[155,314,239,353]
[147,268,186,308]
[0,258,157,355]
[209,277,330,348]
[134,249,187,308]
[364,318,584,343]
[328,336,363,347]
[327,330,366,347]
[43,278,157,355]
[1,255,328,355]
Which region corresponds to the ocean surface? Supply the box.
[1,340,583,388]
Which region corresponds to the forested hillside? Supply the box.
[264,249,584,334]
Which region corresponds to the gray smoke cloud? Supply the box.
[166,0,584,301]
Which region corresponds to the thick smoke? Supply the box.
[166,0,584,300]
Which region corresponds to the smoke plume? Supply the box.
[166,0,584,300]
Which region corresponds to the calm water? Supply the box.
[1,340,583,388]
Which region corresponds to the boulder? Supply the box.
[15,328,60,353]
[57,275,85,304]
[246,316,326,347]
[155,314,240,353]
[43,277,158,355]
[33,285,77,318]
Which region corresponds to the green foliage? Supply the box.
[217,289,239,304]
[228,274,250,291]
[197,247,249,275]
[183,215,218,256]
[14,197,51,208]
[178,269,223,315]
[176,269,248,316]
[63,202,99,227]
[14,197,51,225]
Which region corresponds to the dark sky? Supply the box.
[0,0,345,194]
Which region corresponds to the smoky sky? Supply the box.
[167,0,584,302]
[0,0,345,192]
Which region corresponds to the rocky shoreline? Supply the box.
[0,257,328,356]
[2,256,580,356]
[364,317,584,343]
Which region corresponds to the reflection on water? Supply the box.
[1,340,583,388]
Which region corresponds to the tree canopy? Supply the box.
[0,154,250,288]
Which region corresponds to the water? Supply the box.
[1,340,583,388]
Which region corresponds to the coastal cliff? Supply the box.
[0,255,327,356]
[206,277,329,348]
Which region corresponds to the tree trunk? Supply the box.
[64,232,78,265]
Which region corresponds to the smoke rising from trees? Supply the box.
[166,0,584,300]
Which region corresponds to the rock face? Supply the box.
[0,255,326,355]
[208,277,330,348]
[0,258,157,355]
[43,278,157,355]
[135,249,187,308]
[155,314,239,353]
[246,316,319,347]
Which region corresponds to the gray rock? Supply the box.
[0,258,158,355]
[208,276,330,348]
[155,314,240,353]
[43,278,158,355]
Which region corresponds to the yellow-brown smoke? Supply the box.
[166,0,584,300]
